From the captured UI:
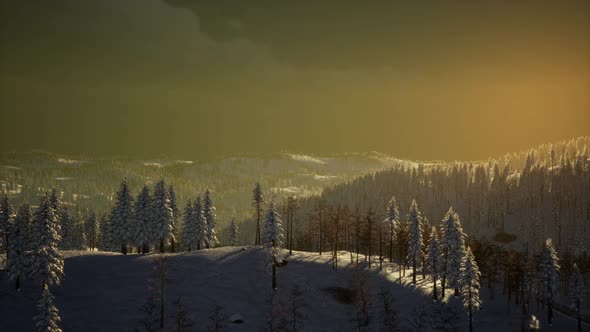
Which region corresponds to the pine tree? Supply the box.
[0,194,16,254]
[263,198,285,290]
[384,196,400,263]
[460,246,481,332]
[203,189,219,248]
[152,179,174,253]
[253,182,264,246]
[98,213,112,251]
[407,199,423,284]
[540,238,560,325]
[167,185,178,252]
[181,200,197,251]
[85,210,99,251]
[229,218,239,246]
[440,207,466,297]
[195,197,209,250]
[135,185,152,254]
[111,179,133,254]
[427,226,441,300]
[58,208,73,250]
[34,284,62,332]
[31,193,64,287]
[71,214,87,251]
[570,263,584,332]
[7,204,31,290]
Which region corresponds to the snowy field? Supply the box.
[0,247,586,331]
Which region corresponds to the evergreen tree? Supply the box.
[181,200,197,251]
[195,197,209,250]
[570,263,584,332]
[460,246,481,332]
[203,189,219,248]
[540,238,560,325]
[407,199,424,284]
[7,204,31,290]
[167,185,178,252]
[440,208,466,297]
[34,284,62,332]
[85,210,99,251]
[152,179,174,253]
[135,185,152,254]
[229,218,239,246]
[111,179,133,254]
[263,198,285,290]
[0,194,16,254]
[253,182,264,246]
[31,193,64,287]
[384,196,400,263]
[71,214,87,251]
[427,226,441,300]
[58,208,73,250]
[98,213,111,251]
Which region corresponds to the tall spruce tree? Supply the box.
[7,204,31,290]
[384,196,400,263]
[407,199,424,284]
[98,213,112,251]
[111,179,133,254]
[253,182,264,246]
[460,246,481,332]
[34,284,62,332]
[0,194,16,254]
[540,238,560,325]
[182,200,197,251]
[31,193,64,287]
[427,226,441,300]
[195,197,208,250]
[85,210,99,251]
[263,198,285,290]
[440,207,466,297]
[58,208,73,250]
[167,185,178,252]
[229,218,239,246]
[135,185,152,254]
[203,189,219,248]
[152,179,175,253]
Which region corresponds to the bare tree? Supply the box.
[208,304,225,332]
[171,297,193,332]
[352,268,371,330]
[378,287,400,332]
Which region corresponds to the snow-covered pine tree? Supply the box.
[195,197,209,250]
[460,246,481,332]
[0,194,16,254]
[152,179,174,253]
[48,189,62,229]
[407,199,424,284]
[85,210,99,251]
[167,185,178,252]
[7,204,31,290]
[427,226,441,300]
[111,179,133,254]
[71,213,87,251]
[539,238,560,325]
[263,198,285,290]
[58,207,73,250]
[570,263,584,332]
[229,218,239,246]
[34,284,62,332]
[31,193,64,287]
[203,189,219,248]
[134,185,152,254]
[98,213,112,251]
[440,207,466,297]
[182,200,196,251]
[384,196,400,263]
[253,182,264,246]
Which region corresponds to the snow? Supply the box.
[1,247,587,331]
[288,154,328,165]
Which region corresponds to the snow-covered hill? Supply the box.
[0,247,585,331]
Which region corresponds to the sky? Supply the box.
[1,1,589,161]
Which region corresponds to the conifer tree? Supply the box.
[181,200,197,251]
[460,246,481,332]
[85,210,99,251]
[229,218,239,246]
[384,196,400,263]
[570,263,584,332]
[152,179,174,253]
[7,204,31,290]
[58,208,73,250]
[203,189,219,248]
[263,198,285,290]
[194,197,208,250]
[34,284,62,332]
[0,194,15,254]
[111,179,133,254]
[407,199,424,284]
[31,193,64,287]
[98,213,112,251]
[427,226,441,300]
[135,185,152,254]
[540,238,560,325]
[168,185,178,252]
[440,208,466,297]
[253,182,264,246]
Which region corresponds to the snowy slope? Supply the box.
[1,247,586,331]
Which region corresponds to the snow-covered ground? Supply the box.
[0,247,586,331]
